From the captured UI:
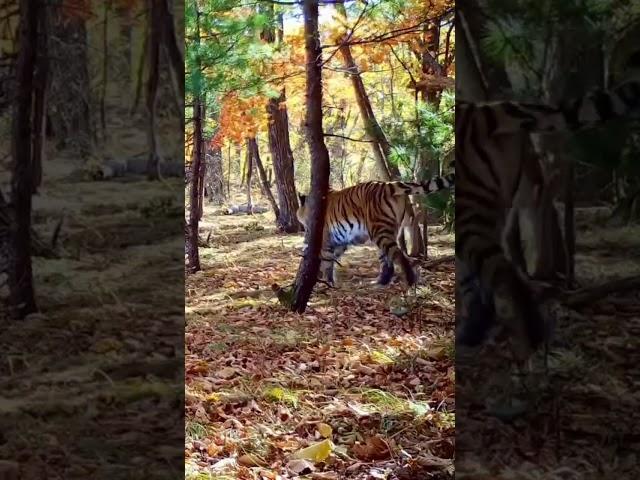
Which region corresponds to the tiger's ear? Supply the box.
[298,193,307,206]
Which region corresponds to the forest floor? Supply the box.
[0,150,184,476]
[185,194,456,480]
[456,208,640,479]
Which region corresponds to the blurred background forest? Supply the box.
[457,1,640,478]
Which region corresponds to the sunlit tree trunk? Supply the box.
[292,0,330,313]
[245,140,253,214]
[249,137,280,218]
[335,3,399,180]
[261,6,301,232]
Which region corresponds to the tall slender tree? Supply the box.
[261,2,301,233]
[291,0,331,313]
[9,0,40,318]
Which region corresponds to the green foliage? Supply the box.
[185,0,270,125]
[383,90,454,177]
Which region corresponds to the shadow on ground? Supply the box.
[185,197,456,480]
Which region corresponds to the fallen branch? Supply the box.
[422,254,454,268]
[563,274,640,308]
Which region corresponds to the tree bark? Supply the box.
[114,3,132,85]
[48,4,93,156]
[249,137,280,219]
[32,4,48,194]
[204,143,225,205]
[266,91,302,232]
[245,140,253,214]
[158,0,185,124]
[292,0,330,313]
[146,0,162,180]
[260,5,302,232]
[186,8,204,274]
[335,3,399,180]
[9,0,40,318]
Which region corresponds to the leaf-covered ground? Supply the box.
[456,210,640,479]
[0,121,184,477]
[185,197,456,480]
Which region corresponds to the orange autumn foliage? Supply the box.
[212,93,269,147]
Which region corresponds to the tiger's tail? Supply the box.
[397,172,455,196]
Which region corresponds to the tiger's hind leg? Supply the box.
[377,253,395,285]
[456,258,496,347]
[372,229,417,286]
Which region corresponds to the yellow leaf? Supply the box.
[317,422,333,438]
[291,439,334,463]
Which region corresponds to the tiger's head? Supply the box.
[296,193,308,230]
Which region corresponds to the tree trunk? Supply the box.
[205,143,225,205]
[564,159,575,287]
[100,1,110,141]
[261,5,301,232]
[186,8,203,274]
[227,142,232,196]
[48,4,92,156]
[146,0,162,180]
[114,3,132,86]
[245,140,253,214]
[266,91,302,232]
[249,137,280,219]
[292,0,330,313]
[335,3,399,180]
[9,0,39,318]
[158,0,184,123]
[32,4,49,194]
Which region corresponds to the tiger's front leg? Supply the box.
[319,245,347,286]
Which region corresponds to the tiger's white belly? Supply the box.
[330,221,370,247]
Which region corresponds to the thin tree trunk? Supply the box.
[32,3,48,194]
[564,159,575,287]
[245,140,253,214]
[132,20,149,115]
[101,1,109,141]
[186,8,203,274]
[114,3,132,85]
[227,142,232,196]
[48,5,92,155]
[9,0,39,318]
[249,137,280,219]
[335,3,399,180]
[146,0,161,180]
[292,0,330,313]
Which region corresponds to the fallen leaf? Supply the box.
[291,439,334,463]
[217,367,239,379]
[237,453,266,467]
[352,436,390,461]
[287,458,316,474]
[311,472,339,480]
[317,422,333,438]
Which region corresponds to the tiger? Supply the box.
[296,173,455,287]
[455,75,640,363]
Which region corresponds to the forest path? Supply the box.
[186,200,456,480]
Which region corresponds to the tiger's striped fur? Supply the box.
[297,173,455,287]
[456,76,640,362]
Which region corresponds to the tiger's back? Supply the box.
[297,175,454,286]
